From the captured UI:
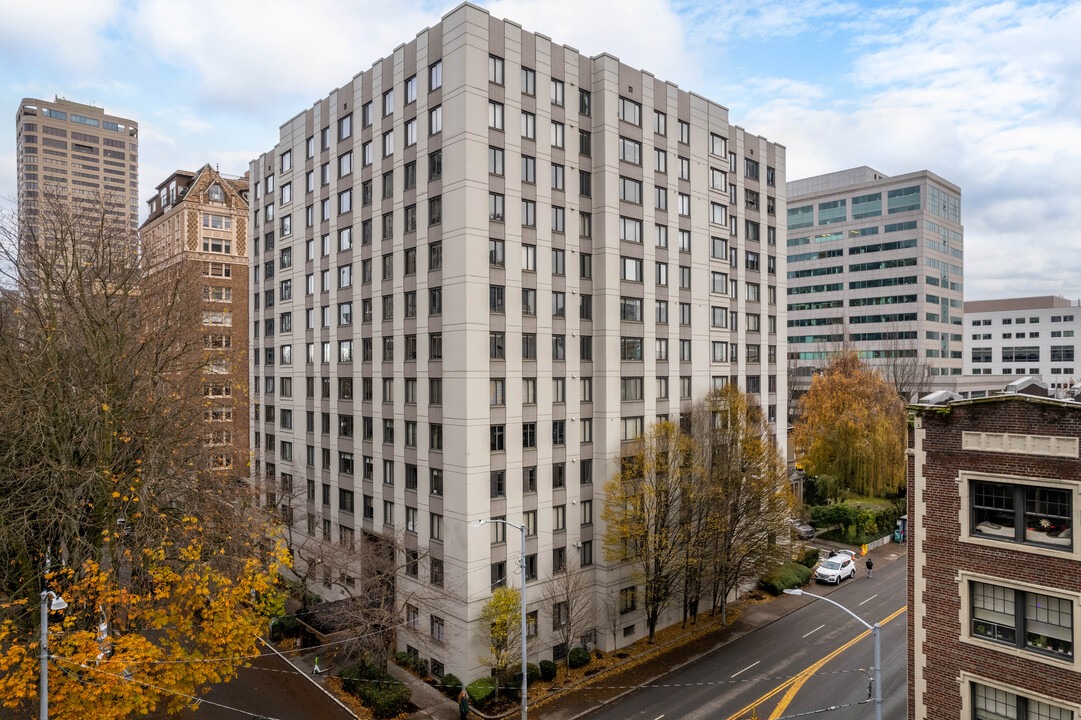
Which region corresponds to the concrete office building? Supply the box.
[250,2,787,680]
[786,167,963,399]
[908,389,1081,719]
[965,296,1080,388]
[141,164,252,475]
[15,97,139,234]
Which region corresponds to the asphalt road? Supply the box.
[589,549,908,720]
[144,645,355,720]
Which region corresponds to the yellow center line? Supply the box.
[767,606,907,720]
[723,605,907,720]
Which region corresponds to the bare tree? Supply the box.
[0,189,280,719]
[0,187,264,594]
[681,410,717,627]
[788,322,933,404]
[271,480,353,610]
[602,592,623,652]
[539,556,595,657]
[878,323,934,402]
[269,490,446,677]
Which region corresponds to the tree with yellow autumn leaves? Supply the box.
[0,190,283,719]
[602,421,689,644]
[602,387,792,643]
[693,386,792,625]
[792,351,907,501]
[477,586,522,700]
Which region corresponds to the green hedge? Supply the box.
[795,547,820,568]
[539,660,557,681]
[568,647,591,669]
[360,682,411,718]
[340,662,412,719]
[439,673,462,698]
[507,662,540,686]
[269,615,301,641]
[808,501,903,545]
[340,658,381,691]
[467,677,496,707]
[394,651,429,678]
[758,562,813,596]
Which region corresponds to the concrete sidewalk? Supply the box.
[387,660,462,720]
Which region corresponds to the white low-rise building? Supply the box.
[964,295,1081,388]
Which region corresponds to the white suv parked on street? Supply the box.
[814,552,856,584]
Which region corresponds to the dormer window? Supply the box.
[208,184,224,202]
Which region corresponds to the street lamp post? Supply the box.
[472,518,529,720]
[39,590,68,720]
[782,588,881,720]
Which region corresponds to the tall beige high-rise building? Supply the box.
[786,167,964,401]
[251,2,787,680]
[15,97,139,233]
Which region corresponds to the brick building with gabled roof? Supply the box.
[141,163,251,477]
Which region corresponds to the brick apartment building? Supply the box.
[141,164,251,474]
[908,387,1081,719]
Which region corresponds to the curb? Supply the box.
[556,547,907,720]
[258,637,358,719]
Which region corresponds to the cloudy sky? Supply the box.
[1,0,1078,300]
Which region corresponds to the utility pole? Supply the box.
[473,518,529,720]
[783,588,882,720]
[39,591,68,720]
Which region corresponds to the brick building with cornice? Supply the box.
[908,387,1081,719]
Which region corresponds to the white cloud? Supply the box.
[119,0,696,206]
[128,0,442,113]
[124,0,694,112]
[168,108,214,136]
[0,0,122,74]
[731,1,1081,300]
[3,0,1078,302]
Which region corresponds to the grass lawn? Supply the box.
[846,496,897,510]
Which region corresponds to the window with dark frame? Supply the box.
[971,479,1072,549]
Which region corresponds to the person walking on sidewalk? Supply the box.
[458,688,470,720]
[865,557,874,578]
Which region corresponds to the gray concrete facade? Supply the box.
[249,2,786,682]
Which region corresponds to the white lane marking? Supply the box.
[802,624,825,638]
[730,661,760,678]
[653,716,665,720]
[859,594,879,606]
